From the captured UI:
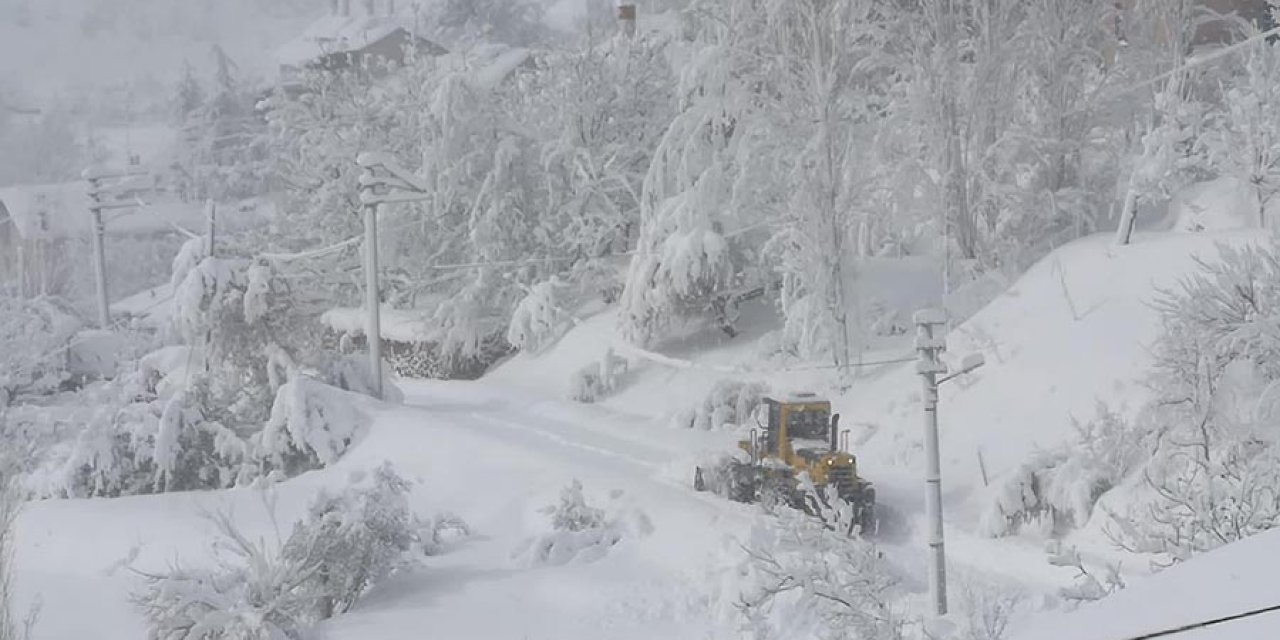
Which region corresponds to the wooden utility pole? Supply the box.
[83,166,152,330]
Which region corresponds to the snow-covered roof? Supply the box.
[274,13,422,69]
[0,181,206,241]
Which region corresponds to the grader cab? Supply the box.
[694,392,876,532]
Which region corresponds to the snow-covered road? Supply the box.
[12,380,756,640]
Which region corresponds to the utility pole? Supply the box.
[359,163,384,400]
[355,152,434,400]
[85,172,111,329]
[913,307,985,618]
[914,307,949,616]
[205,199,217,258]
[83,165,152,330]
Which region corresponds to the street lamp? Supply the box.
[913,308,985,617]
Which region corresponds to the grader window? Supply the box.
[788,408,829,440]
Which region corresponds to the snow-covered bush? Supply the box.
[545,479,605,533]
[978,404,1146,538]
[256,377,372,477]
[735,486,902,640]
[1109,241,1280,563]
[419,512,473,556]
[134,464,440,637]
[506,279,566,353]
[672,379,768,430]
[568,349,628,403]
[1045,541,1125,606]
[0,295,81,403]
[516,479,650,567]
[951,577,1026,640]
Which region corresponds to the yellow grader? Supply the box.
[694,392,876,532]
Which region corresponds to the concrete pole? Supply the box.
[922,353,946,616]
[205,199,217,258]
[914,308,949,616]
[87,177,111,329]
[362,166,384,400]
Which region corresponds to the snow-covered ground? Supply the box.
[13,228,1278,639]
[12,380,747,639]
[1012,528,1280,640]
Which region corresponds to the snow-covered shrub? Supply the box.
[735,486,902,640]
[419,512,473,556]
[951,577,1026,640]
[255,377,372,478]
[516,480,650,567]
[672,379,768,430]
[133,510,315,640]
[24,355,371,498]
[134,464,435,637]
[545,479,605,533]
[568,349,628,403]
[506,279,567,353]
[0,295,81,402]
[1108,241,1280,563]
[1044,540,1125,606]
[284,464,419,617]
[978,403,1147,538]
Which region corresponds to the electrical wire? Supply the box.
[1121,603,1280,640]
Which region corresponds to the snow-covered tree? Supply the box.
[617,2,772,345]
[173,46,271,202]
[1204,36,1280,226]
[736,486,902,639]
[1112,241,1280,563]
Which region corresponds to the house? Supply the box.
[274,0,447,87]
[0,180,206,301]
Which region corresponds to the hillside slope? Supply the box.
[1013,528,1280,640]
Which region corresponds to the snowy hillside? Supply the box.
[1013,528,1280,640]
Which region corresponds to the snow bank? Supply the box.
[1013,529,1280,640]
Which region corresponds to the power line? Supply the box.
[1123,603,1280,640]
